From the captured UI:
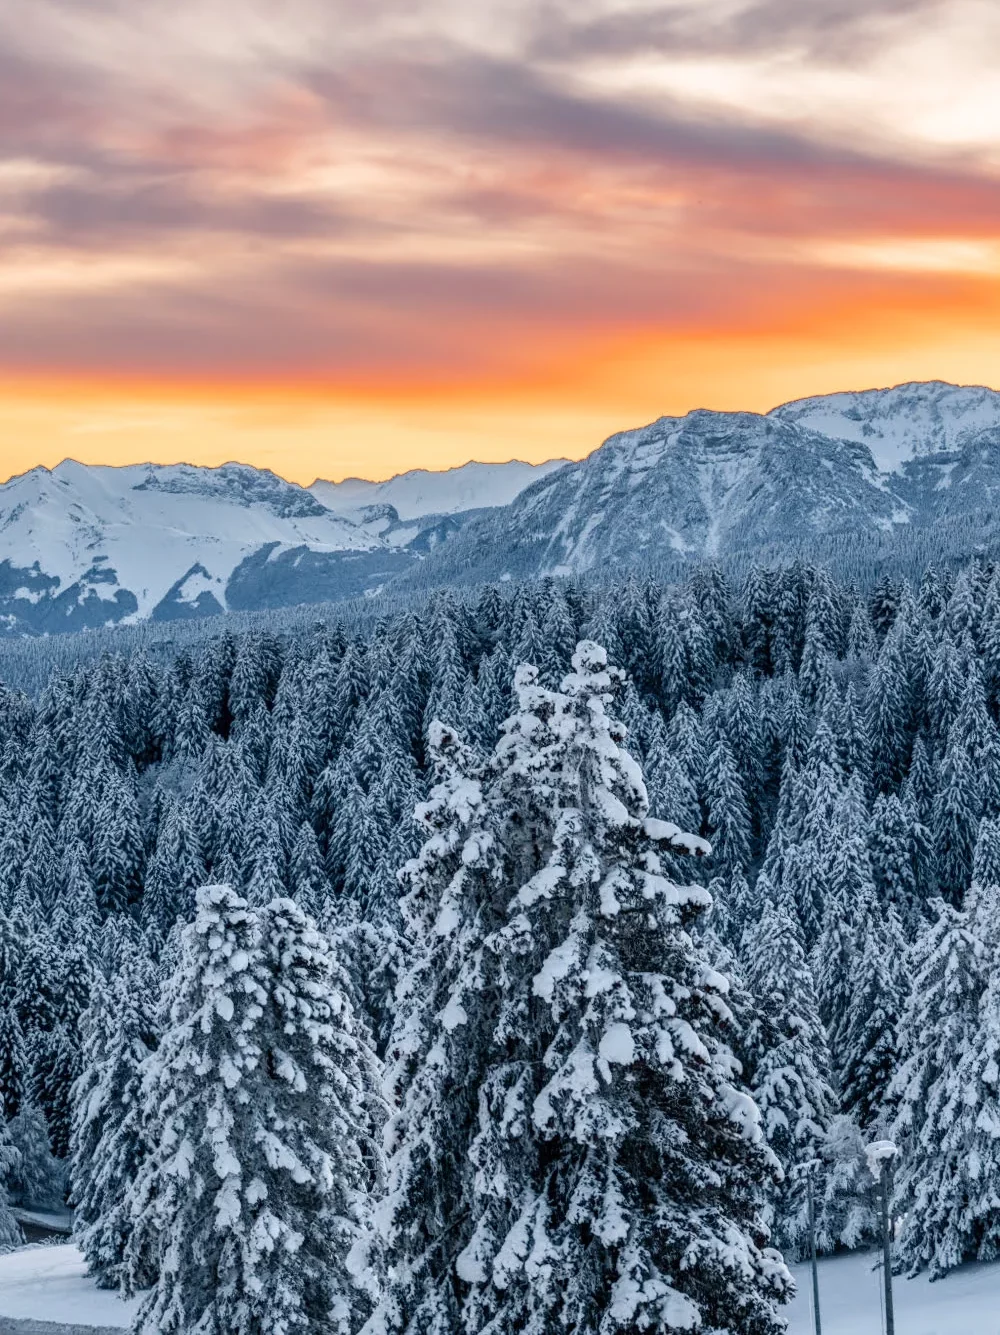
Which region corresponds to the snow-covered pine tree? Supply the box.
[741,900,837,1258]
[837,898,906,1130]
[371,643,792,1335]
[5,1101,64,1209]
[71,948,159,1289]
[889,897,986,1277]
[0,1005,26,1120]
[126,885,382,1334]
[813,1116,879,1255]
[889,817,1000,1276]
[0,1118,22,1250]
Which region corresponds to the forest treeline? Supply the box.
[0,559,999,1328]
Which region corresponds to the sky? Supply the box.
[2,0,999,485]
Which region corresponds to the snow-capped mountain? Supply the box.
[310,458,568,520]
[771,381,1000,473]
[0,461,386,633]
[413,381,1000,587]
[0,456,567,635]
[5,381,1000,635]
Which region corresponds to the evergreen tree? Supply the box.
[704,734,752,876]
[837,900,906,1130]
[0,1119,22,1250]
[933,729,980,905]
[5,1101,65,1208]
[889,898,987,1277]
[868,793,920,930]
[71,952,159,1289]
[742,902,837,1258]
[372,644,791,1335]
[0,1005,26,1120]
[126,886,383,1335]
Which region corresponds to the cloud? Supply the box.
[528,0,947,64]
[0,0,997,394]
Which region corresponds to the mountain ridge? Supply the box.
[3,380,1000,634]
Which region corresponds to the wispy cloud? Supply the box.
[0,0,997,477]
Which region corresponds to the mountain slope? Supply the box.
[4,381,1000,635]
[770,380,1000,472]
[0,456,572,634]
[310,458,568,520]
[0,461,404,633]
[410,382,1000,588]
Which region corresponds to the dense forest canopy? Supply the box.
[2,556,1000,1327]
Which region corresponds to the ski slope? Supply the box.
[0,1244,137,1329]
[787,1248,1000,1334]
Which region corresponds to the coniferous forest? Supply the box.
[3,559,1000,1330]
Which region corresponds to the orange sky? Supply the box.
[2,0,999,485]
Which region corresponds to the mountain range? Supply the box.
[2,380,1000,635]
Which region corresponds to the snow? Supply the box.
[786,1248,1000,1334]
[598,1022,635,1065]
[0,1244,139,1328]
[771,380,1000,473]
[309,458,568,521]
[0,460,382,622]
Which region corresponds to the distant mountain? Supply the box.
[407,381,1000,588]
[3,382,1000,635]
[0,457,564,635]
[310,458,568,520]
[770,380,1000,472]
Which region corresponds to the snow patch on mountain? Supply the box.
[0,460,381,624]
[310,458,569,521]
[770,380,1000,473]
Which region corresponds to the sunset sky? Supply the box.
[2,0,999,485]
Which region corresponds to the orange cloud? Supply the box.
[1,0,999,481]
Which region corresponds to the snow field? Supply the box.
[0,1245,137,1329]
[787,1249,1000,1334]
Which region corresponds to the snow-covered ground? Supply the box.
[0,1245,137,1329]
[787,1248,1000,1334]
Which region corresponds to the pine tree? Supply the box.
[71,951,159,1289]
[0,1119,22,1250]
[742,902,837,1258]
[126,886,383,1334]
[814,1116,879,1255]
[866,622,912,790]
[868,793,921,931]
[933,728,980,905]
[889,898,987,1277]
[29,1020,80,1159]
[0,1005,26,1120]
[704,734,752,876]
[371,644,791,1335]
[837,899,906,1130]
[5,1101,64,1208]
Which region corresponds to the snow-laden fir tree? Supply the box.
[741,899,837,1258]
[892,817,1000,1276]
[813,1115,879,1255]
[370,643,791,1335]
[4,1101,64,1209]
[0,1118,22,1250]
[70,946,160,1289]
[126,885,383,1335]
[889,897,987,1277]
[836,897,906,1130]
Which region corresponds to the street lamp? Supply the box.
[865,1139,899,1335]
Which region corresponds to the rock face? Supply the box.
[3,381,1000,633]
[410,381,1000,588]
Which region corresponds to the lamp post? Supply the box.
[792,1159,823,1335]
[866,1140,898,1335]
[806,1165,822,1335]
